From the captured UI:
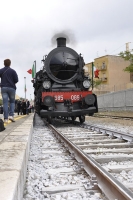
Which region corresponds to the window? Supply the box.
[101,62,106,69]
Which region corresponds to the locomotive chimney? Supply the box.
[57,37,66,47]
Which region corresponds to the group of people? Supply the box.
[17,100,34,115]
[0,58,33,124]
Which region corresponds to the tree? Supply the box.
[93,79,102,88]
[119,50,133,72]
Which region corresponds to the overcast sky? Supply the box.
[0,0,133,100]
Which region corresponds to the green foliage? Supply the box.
[123,64,133,72]
[119,51,133,60]
[119,50,133,73]
[93,79,102,88]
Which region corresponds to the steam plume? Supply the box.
[51,30,76,47]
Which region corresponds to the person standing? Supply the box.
[22,100,26,115]
[26,99,30,115]
[0,59,18,123]
[17,100,21,115]
[20,101,23,115]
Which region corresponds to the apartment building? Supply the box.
[85,55,133,93]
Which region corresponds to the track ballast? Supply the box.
[23,114,133,200]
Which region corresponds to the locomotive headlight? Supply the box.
[83,80,91,88]
[43,81,51,89]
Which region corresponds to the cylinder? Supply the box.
[57,37,66,47]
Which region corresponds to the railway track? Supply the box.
[23,114,133,200]
[93,114,133,120]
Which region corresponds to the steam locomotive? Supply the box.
[33,37,98,123]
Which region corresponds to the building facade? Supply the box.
[85,55,133,93]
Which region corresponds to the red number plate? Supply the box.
[42,91,92,103]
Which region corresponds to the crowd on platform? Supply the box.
[16,99,34,115]
[0,99,34,115]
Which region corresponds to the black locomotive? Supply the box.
[33,37,98,123]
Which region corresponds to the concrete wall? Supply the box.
[97,88,133,111]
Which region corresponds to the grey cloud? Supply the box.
[0,0,133,99]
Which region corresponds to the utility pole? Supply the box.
[126,42,131,52]
[24,77,26,100]
[92,62,94,90]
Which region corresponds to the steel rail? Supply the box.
[93,114,133,120]
[82,123,133,143]
[47,123,133,200]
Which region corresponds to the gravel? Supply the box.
[23,116,106,200]
[86,112,133,135]
[85,112,133,192]
[23,111,133,199]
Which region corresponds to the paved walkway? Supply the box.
[0,113,34,200]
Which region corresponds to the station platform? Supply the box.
[0,113,34,200]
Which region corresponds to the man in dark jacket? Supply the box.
[0,59,18,123]
[17,100,21,115]
[26,99,30,115]
[22,100,26,115]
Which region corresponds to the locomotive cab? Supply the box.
[34,37,98,123]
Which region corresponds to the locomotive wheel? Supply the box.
[79,115,85,123]
[71,116,76,121]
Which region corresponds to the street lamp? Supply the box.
[24,77,26,100]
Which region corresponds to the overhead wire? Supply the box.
[109,44,125,54]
